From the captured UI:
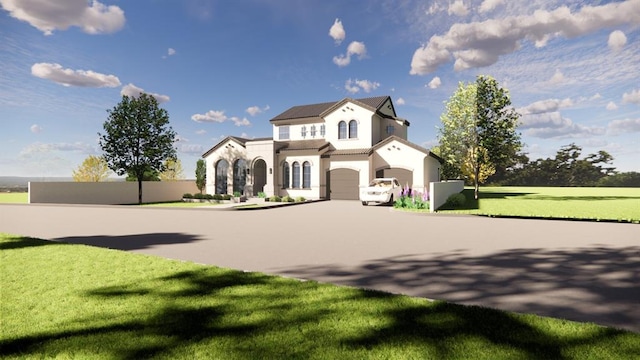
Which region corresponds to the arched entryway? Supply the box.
[253,159,267,196]
[233,159,247,195]
[215,159,229,194]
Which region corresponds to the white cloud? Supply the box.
[479,0,503,13]
[410,0,640,75]
[448,0,468,17]
[245,105,270,116]
[191,110,227,123]
[427,76,441,89]
[518,98,574,115]
[31,62,120,87]
[329,18,345,45]
[168,48,176,56]
[231,116,251,127]
[606,101,618,111]
[120,83,170,103]
[608,30,627,52]
[548,69,565,85]
[622,89,640,104]
[333,41,367,67]
[0,0,125,35]
[345,79,380,94]
[521,112,605,139]
[590,93,602,101]
[177,144,204,154]
[19,142,94,157]
[427,3,443,15]
[608,118,640,134]
[30,124,42,133]
[396,97,405,105]
[195,129,207,135]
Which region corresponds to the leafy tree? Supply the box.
[438,75,522,199]
[126,167,159,182]
[99,93,176,204]
[195,159,206,194]
[72,155,111,182]
[159,158,184,181]
[597,172,640,187]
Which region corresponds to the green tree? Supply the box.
[125,167,159,182]
[99,93,176,204]
[159,158,184,181]
[72,155,111,182]
[438,75,522,199]
[195,159,206,194]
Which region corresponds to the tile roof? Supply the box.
[323,148,372,156]
[271,96,391,122]
[277,139,330,152]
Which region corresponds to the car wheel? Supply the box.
[361,201,367,206]
[387,195,394,205]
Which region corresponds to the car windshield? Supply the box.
[369,179,392,187]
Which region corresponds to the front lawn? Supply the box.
[438,186,640,223]
[1,234,638,359]
[0,192,27,204]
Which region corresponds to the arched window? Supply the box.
[233,159,247,195]
[283,162,290,189]
[292,162,301,188]
[338,121,347,139]
[215,159,228,194]
[302,161,311,189]
[349,120,358,139]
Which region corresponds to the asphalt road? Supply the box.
[1,201,638,332]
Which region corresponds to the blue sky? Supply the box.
[1,0,639,178]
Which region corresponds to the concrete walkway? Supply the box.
[1,201,638,332]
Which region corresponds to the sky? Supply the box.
[1,0,639,178]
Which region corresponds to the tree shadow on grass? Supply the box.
[54,232,203,251]
[0,235,63,250]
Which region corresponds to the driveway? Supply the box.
[1,201,638,332]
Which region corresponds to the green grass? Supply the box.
[438,186,640,223]
[2,234,638,359]
[0,192,27,204]
[140,201,219,207]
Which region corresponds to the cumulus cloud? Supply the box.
[245,105,270,116]
[448,0,468,17]
[521,112,605,139]
[410,0,640,75]
[479,0,503,13]
[0,0,125,35]
[606,101,618,111]
[396,97,405,105]
[622,89,640,104]
[31,62,120,87]
[345,79,380,94]
[608,118,640,134]
[427,76,441,89]
[518,98,574,115]
[333,41,367,67]
[548,69,566,85]
[195,129,207,135]
[30,124,42,133]
[19,142,94,157]
[231,116,251,127]
[608,30,627,52]
[120,83,170,103]
[191,110,227,123]
[168,48,176,56]
[329,18,345,45]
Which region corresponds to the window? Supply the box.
[279,126,290,140]
[215,159,228,194]
[320,124,326,136]
[386,125,395,135]
[349,120,358,139]
[301,125,307,138]
[292,162,300,188]
[310,125,316,137]
[338,121,347,139]
[283,162,290,188]
[302,161,311,188]
[233,159,247,195]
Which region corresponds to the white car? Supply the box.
[359,177,402,206]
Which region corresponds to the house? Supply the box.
[202,96,443,200]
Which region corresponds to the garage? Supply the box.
[382,168,413,189]
[328,168,359,200]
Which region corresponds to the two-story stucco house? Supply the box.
[202,96,443,200]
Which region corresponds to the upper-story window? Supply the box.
[292,162,301,188]
[338,121,347,139]
[301,125,307,138]
[349,120,358,139]
[320,124,326,136]
[386,125,395,135]
[310,125,316,137]
[279,126,290,140]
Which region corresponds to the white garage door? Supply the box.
[329,169,359,200]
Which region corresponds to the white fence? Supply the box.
[429,180,465,212]
[29,181,199,205]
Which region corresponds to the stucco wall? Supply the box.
[324,102,374,149]
[29,181,199,205]
[429,180,464,212]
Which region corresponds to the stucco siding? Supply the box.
[324,102,375,149]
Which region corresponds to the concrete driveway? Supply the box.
[1,201,638,332]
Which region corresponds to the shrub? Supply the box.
[222,194,232,201]
[233,191,242,197]
[212,194,223,201]
[204,194,214,200]
[193,193,205,200]
[282,195,295,203]
[393,187,430,210]
[445,193,466,208]
[182,193,193,199]
[257,192,266,198]
[269,195,281,202]
[295,196,306,202]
